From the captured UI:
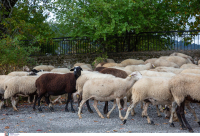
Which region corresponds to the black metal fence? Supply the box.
[28,30,200,56]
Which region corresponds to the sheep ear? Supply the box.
[70,68,74,71]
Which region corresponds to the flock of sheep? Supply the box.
[0,52,200,132]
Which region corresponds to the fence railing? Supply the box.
[26,30,200,56]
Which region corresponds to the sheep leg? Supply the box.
[0,100,4,110]
[179,102,194,132]
[93,100,104,118]
[45,95,54,112]
[52,95,62,104]
[156,105,162,117]
[33,94,38,110]
[123,97,128,111]
[37,96,43,112]
[123,102,137,124]
[65,93,75,113]
[140,101,143,109]
[185,102,200,126]
[107,100,116,118]
[78,100,87,119]
[86,100,93,113]
[142,102,149,117]
[11,97,18,111]
[176,105,187,130]
[169,102,177,127]
[143,102,154,125]
[103,101,108,114]
[116,98,124,120]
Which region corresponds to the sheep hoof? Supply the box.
[107,116,110,119]
[150,121,154,125]
[170,123,175,127]
[189,129,194,133]
[38,107,42,112]
[157,115,162,117]
[100,116,104,119]
[50,107,54,112]
[198,122,200,126]
[123,119,127,124]
[79,116,82,119]
[88,109,94,113]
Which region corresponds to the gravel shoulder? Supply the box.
[0,100,200,133]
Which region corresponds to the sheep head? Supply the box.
[70,66,83,79]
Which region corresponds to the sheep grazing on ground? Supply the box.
[3,76,38,111]
[144,58,158,65]
[51,68,71,73]
[181,68,200,74]
[94,67,106,72]
[77,72,142,120]
[170,52,193,63]
[153,67,183,74]
[154,58,179,68]
[34,66,83,112]
[169,73,200,132]
[122,77,175,126]
[180,64,200,69]
[120,59,145,67]
[140,70,176,78]
[33,65,55,71]
[124,63,154,72]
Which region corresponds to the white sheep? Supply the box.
[164,56,192,67]
[7,71,30,76]
[180,64,200,69]
[124,63,154,72]
[170,52,193,62]
[33,65,55,71]
[120,59,145,66]
[144,58,158,65]
[102,63,125,68]
[107,59,115,63]
[51,68,71,73]
[153,67,183,74]
[140,70,176,78]
[4,76,38,111]
[77,72,142,120]
[169,73,200,132]
[0,75,14,109]
[181,68,200,74]
[122,77,175,126]
[110,66,132,75]
[74,63,93,70]
[154,58,179,68]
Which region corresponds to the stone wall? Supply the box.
[31,50,200,68]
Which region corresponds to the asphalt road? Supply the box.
[0,100,200,133]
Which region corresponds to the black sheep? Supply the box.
[33,66,82,112]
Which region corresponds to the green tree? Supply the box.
[0,0,55,74]
[54,0,200,51]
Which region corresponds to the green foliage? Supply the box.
[0,0,56,74]
[53,0,200,52]
[92,53,108,66]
